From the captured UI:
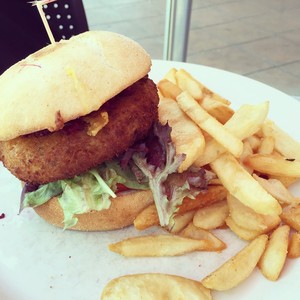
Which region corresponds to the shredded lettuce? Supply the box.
[22,162,149,229]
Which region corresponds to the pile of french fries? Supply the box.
[101,69,300,299]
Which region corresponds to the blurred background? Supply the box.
[82,0,300,96]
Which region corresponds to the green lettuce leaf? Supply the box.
[22,161,149,229]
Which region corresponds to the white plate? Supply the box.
[0,60,299,300]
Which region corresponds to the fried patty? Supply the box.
[0,77,159,184]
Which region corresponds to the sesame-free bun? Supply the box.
[33,190,154,231]
[0,31,151,141]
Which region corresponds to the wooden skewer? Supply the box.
[31,0,57,45]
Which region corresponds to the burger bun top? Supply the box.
[0,31,151,141]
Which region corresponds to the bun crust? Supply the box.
[33,190,154,231]
[0,31,151,141]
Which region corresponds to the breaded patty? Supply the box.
[0,77,158,184]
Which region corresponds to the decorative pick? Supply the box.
[30,0,58,45]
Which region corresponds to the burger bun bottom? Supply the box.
[33,190,153,231]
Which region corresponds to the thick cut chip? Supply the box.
[109,234,217,257]
[262,120,300,160]
[245,154,300,177]
[281,204,300,231]
[258,225,290,281]
[288,232,300,258]
[169,210,196,234]
[253,174,299,205]
[193,200,229,230]
[134,204,159,230]
[159,97,205,172]
[201,234,268,290]
[176,91,243,158]
[179,222,226,251]
[178,185,227,214]
[157,79,182,100]
[227,194,281,234]
[101,273,212,300]
[257,136,275,155]
[225,217,262,241]
[163,68,177,84]
[175,68,230,105]
[210,152,282,215]
[194,102,269,167]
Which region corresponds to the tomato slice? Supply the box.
[116,183,130,193]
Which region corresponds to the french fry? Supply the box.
[270,175,299,188]
[210,152,282,215]
[157,79,182,100]
[175,68,230,105]
[262,119,300,160]
[175,68,204,100]
[201,234,268,290]
[245,154,300,177]
[193,200,229,230]
[169,210,195,234]
[109,234,220,257]
[253,174,299,205]
[281,204,300,231]
[239,140,254,173]
[258,225,290,281]
[246,135,261,152]
[163,67,177,84]
[194,102,269,166]
[134,204,159,230]
[227,194,281,233]
[200,95,234,124]
[176,91,243,158]
[101,273,212,300]
[158,97,205,172]
[179,222,226,251]
[257,136,275,155]
[225,216,262,241]
[178,185,227,214]
[288,232,300,258]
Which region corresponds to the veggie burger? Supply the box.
[0,31,211,231]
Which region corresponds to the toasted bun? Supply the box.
[0,31,151,141]
[33,190,154,231]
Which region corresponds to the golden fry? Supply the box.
[281,204,300,231]
[179,222,226,251]
[225,217,262,241]
[288,232,300,258]
[262,119,300,160]
[101,273,212,300]
[134,204,159,230]
[109,234,219,257]
[157,79,182,100]
[257,136,275,155]
[258,225,290,281]
[193,200,229,230]
[227,194,280,234]
[210,152,282,215]
[176,91,243,158]
[194,102,269,166]
[253,174,299,205]
[245,154,300,177]
[163,68,177,84]
[178,185,227,214]
[202,234,268,290]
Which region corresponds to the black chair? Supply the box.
[43,0,89,41]
[0,0,89,74]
